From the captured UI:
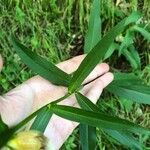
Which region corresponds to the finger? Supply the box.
[57,54,110,84]
[83,63,109,84]
[0,54,3,72]
[56,55,85,74]
[83,72,114,103]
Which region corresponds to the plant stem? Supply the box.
[12,93,71,132]
[11,73,102,132]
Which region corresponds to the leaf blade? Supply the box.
[76,93,97,150]
[84,0,101,53]
[50,104,149,134]
[11,35,71,86]
[105,130,143,150]
[69,12,141,93]
[133,25,150,41]
[76,93,143,150]
[107,73,150,104]
[0,116,13,148]
[79,124,96,150]
[31,107,52,132]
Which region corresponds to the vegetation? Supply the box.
[0,0,150,149]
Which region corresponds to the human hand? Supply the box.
[0,54,113,149]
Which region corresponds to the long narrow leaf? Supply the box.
[107,73,150,104]
[79,124,96,150]
[76,92,100,112]
[122,48,140,69]
[110,72,143,85]
[76,93,97,150]
[133,25,150,41]
[11,35,71,86]
[105,130,143,150]
[76,93,143,149]
[50,104,149,134]
[119,30,134,56]
[84,0,101,53]
[69,12,141,93]
[0,116,8,134]
[0,116,12,148]
[31,107,52,132]
[104,43,119,60]
[107,84,150,104]
[129,45,141,69]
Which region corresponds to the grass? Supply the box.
[0,0,150,149]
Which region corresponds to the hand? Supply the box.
[0,54,113,149]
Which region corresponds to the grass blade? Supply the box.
[31,107,52,133]
[50,104,149,134]
[69,12,141,93]
[11,35,71,86]
[84,0,101,53]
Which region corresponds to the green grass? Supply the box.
[0,0,150,149]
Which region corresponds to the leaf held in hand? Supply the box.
[11,35,71,86]
[31,107,53,132]
[76,93,97,150]
[76,93,143,150]
[69,12,142,93]
[50,104,149,134]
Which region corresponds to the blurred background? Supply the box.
[0,0,150,149]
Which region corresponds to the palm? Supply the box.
[0,54,113,149]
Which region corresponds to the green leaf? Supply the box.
[132,25,150,41]
[104,43,119,60]
[0,116,12,148]
[111,72,143,84]
[75,93,143,149]
[128,45,141,69]
[76,92,100,112]
[0,116,8,134]
[105,130,143,150]
[11,35,71,86]
[122,46,141,69]
[69,12,141,93]
[76,93,97,150]
[50,104,149,134]
[31,106,53,132]
[84,0,101,53]
[119,30,134,56]
[107,73,150,104]
[79,124,96,150]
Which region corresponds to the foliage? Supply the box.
[1,0,150,149]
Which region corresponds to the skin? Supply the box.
[0,54,114,150]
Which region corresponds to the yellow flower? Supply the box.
[5,130,48,150]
